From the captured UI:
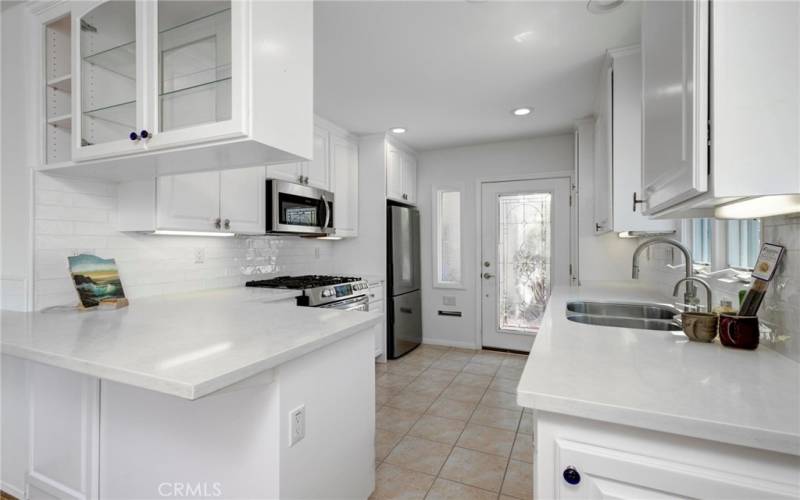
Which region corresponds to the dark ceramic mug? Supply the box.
[718,313,760,350]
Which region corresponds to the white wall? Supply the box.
[417,134,574,349]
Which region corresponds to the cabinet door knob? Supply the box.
[595,223,603,232]
[129,131,139,141]
[140,130,150,139]
[633,192,645,212]
[223,219,230,230]
[563,466,581,485]
[214,218,222,229]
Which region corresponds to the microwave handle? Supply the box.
[321,194,331,232]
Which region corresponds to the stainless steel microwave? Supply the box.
[266,180,334,236]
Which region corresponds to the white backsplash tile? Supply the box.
[638,215,800,363]
[33,173,334,310]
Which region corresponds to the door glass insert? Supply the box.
[496,192,552,334]
[158,1,232,133]
[80,1,137,147]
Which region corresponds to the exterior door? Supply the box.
[480,178,571,351]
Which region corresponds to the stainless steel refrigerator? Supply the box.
[387,203,422,359]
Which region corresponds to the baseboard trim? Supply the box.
[421,338,479,350]
[1,481,23,500]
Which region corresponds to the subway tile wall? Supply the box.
[638,215,800,363]
[34,174,334,310]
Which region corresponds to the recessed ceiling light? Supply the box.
[512,107,532,116]
[390,127,407,134]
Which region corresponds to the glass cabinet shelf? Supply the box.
[83,99,136,127]
[82,40,137,80]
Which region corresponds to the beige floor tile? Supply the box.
[384,436,453,476]
[431,358,469,371]
[489,376,518,394]
[420,368,459,384]
[386,390,439,413]
[441,350,474,362]
[480,390,521,411]
[510,433,533,464]
[462,362,499,376]
[501,460,532,499]
[377,406,423,434]
[495,366,524,381]
[440,383,487,404]
[371,463,435,500]
[387,362,428,378]
[501,356,527,369]
[470,352,507,366]
[376,428,406,461]
[518,412,533,434]
[456,423,516,457]
[426,397,478,421]
[419,344,449,353]
[469,405,522,431]
[405,378,450,398]
[425,478,497,500]
[450,347,480,354]
[377,373,416,391]
[452,372,492,389]
[439,447,508,492]
[376,390,392,407]
[408,414,466,445]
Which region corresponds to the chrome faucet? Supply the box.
[632,237,698,307]
[673,277,712,312]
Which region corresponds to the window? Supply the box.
[434,188,463,288]
[691,218,712,266]
[727,219,761,269]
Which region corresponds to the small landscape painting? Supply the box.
[68,254,128,309]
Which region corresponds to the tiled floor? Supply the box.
[372,344,533,500]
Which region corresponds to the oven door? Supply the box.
[319,295,370,311]
[267,180,334,235]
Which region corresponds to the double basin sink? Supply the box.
[566,301,682,331]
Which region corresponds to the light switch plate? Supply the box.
[289,405,305,446]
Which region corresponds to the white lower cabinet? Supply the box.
[119,166,266,235]
[368,282,386,358]
[536,412,800,499]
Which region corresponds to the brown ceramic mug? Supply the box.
[681,312,718,342]
[718,313,760,350]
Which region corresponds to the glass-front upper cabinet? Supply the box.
[73,0,145,160]
[147,0,244,151]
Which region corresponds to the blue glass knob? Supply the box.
[140,130,149,139]
[129,131,139,141]
[563,466,580,485]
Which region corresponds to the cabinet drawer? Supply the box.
[368,283,384,303]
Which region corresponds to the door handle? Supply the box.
[399,307,413,314]
[483,272,495,279]
[320,194,331,232]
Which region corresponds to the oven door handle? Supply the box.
[320,194,331,233]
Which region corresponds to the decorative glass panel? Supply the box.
[496,192,552,334]
[80,1,137,146]
[158,1,232,133]
[436,190,462,285]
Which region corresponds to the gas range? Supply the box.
[245,275,370,308]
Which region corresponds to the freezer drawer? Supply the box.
[389,290,422,359]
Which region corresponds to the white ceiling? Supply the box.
[314,1,641,151]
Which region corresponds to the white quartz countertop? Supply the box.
[517,282,800,456]
[1,287,382,400]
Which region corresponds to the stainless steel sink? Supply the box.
[565,301,682,331]
[566,314,682,331]
[566,301,679,320]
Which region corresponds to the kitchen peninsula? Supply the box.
[1,288,381,499]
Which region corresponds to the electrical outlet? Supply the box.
[194,248,205,264]
[443,296,456,306]
[289,405,305,446]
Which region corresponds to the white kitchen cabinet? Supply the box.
[268,126,331,189]
[641,0,800,217]
[386,141,417,205]
[594,47,675,234]
[36,0,312,179]
[331,134,359,237]
[367,282,386,358]
[266,161,304,185]
[120,166,266,234]
[535,411,800,500]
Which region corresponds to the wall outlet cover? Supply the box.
[289,405,305,447]
[194,248,205,264]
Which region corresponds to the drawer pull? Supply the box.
[563,466,580,485]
